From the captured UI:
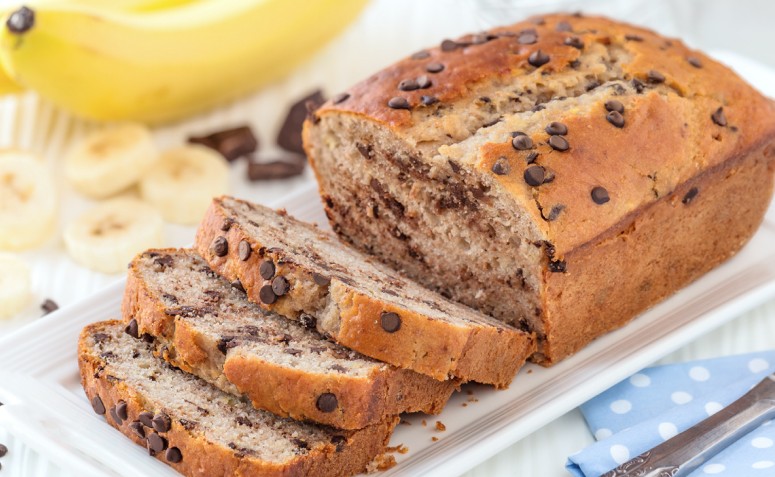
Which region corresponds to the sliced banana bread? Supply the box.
[78,320,398,477]
[123,249,456,429]
[194,196,536,388]
[303,13,775,364]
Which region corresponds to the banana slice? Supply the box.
[64,198,164,273]
[0,151,57,251]
[139,144,229,225]
[0,253,31,320]
[64,123,159,199]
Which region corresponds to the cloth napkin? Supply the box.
[566,351,775,477]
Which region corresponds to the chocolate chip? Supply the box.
[411,50,431,60]
[299,313,317,329]
[259,260,275,280]
[625,34,643,42]
[276,90,324,154]
[129,421,146,439]
[332,92,350,104]
[591,186,610,204]
[189,126,258,162]
[426,62,444,73]
[41,298,58,315]
[687,57,703,68]
[525,151,539,164]
[631,78,645,93]
[549,260,567,272]
[116,400,128,421]
[137,411,153,428]
[6,6,34,34]
[91,396,106,415]
[647,70,665,83]
[211,236,228,257]
[398,79,419,91]
[682,187,699,204]
[711,107,727,127]
[564,36,584,49]
[421,95,439,106]
[528,49,550,67]
[380,311,401,333]
[387,97,410,110]
[316,393,338,412]
[523,166,545,186]
[271,276,290,296]
[492,157,510,175]
[606,110,625,128]
[556,21,572,32]
[147,433,168,453]
[166,447,183,463]
[125,319,139,339]
[542,204,565,222]
[548,135,570,151]
[292,437,310,450]
[512,135,534,150]
[231,279,245,294]
[259,284,277,304]
[331,435,346,452]
[247,156,305,181]
[440,39,459,51]
[605,100,624,114]
[153,412,171,433]
[0,443,7,458]
[312,272,330,286]
[545,122,568,136]
[416,75,432,89]
[220,218,234,232]
[511,131,527,137]
[517,31,537,44]
[238,240,252,261]
[110,406,123,425]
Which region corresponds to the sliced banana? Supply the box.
[0,253,31,320]
[0,151,57,251]
[64,198,164,273]
[64,123,159,199]
[139,144,229,225]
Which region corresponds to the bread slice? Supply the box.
[302,13,775,364]
[123,248,456,429]
[78,320,398,477]
[194,196,535,388]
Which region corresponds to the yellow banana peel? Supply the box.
[0,61,22,95]
[0,0,368,123]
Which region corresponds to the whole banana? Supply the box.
[0,0,367,123]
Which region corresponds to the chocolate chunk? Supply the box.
[238,240,252,261]
[91,396,106,415]
[356,143,373,160]
[528,50,550,67]
[331,435,346,452]
[421,95,439,106]
[211,236,228,257]
[292,438,310,450]
[564,36,584,49]
[166,447,183,463]
[647,70,666,83]
[129,421,145,439]
[591,186,610,204]
[139,411,154,428]
[525,151,539,164]
[625,34,644,42]
[110,406,123,425]
[440,39,459,51]
[426,62,444,73]
[152,412,171,433]
[332,92,350,104]
[259,284,277,304]
[523,166,545,187]
[276,90,325,154]
[711,107,727,127]
[605,100,624,114]
[271,276,290,296]
[687,57,703,68]
[299,313,317,330]
[545,122,568,136]
[416,75,432,89]
[548,135,570,151]
[259,260,275,280]
[517,30,537,45]
[411,50,431,60]
[116,400,128,421]
[387,97,411,110]
[247,156,305,181]
[231,279,245,294]
[316,393,338,412]
[549,260,567,272]
[189,126,258,162]
[312,272,330,286]
[6,6,34,34]
[541,204,565,222]
[682,187,699,204]
[491,157,510,175]
[380,311,401,333]
[220,218,234,232]
[125,319,139,339]
[512,135,534,150]
[631,78,646,93]
[606,110,625,128]
[556,21,572,32]
[398,79,419,91]
[147,433,168,453]
[41,298,58,315]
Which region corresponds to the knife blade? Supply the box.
[600,373,775,477]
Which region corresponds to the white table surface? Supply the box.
[1,0,775,475]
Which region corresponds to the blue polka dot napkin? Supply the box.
[566,351,775,477]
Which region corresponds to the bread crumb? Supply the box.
[466,389,474,396]
[386,444,408,455]
[462,402,468,407]
[366,453,396,473]
[527,369,533,374]
[421,419,427,427]
[431,436,439,442]
[435,421,446,432]
[467,396,479,403]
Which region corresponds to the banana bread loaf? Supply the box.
[123,248,456,429]
[303,13,775,364]
[78,320,397,477]
[194,196,536,387]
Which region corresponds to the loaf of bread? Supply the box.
[303,13,775,364]
[194,196,536,387]
[78,320,397,477]
[123,248,456,429]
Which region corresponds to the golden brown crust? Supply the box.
[194,199,535,387]
[122,254,456,429]
[78,321,399,477]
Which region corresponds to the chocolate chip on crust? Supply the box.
[139,411,154,428]
[556,21,572,32]
[398,79,419,91]
[220,218,234,232]
[387,97,411,110]
[548,135,569,151]
[517,30,538,45]
[549,260,567,272]
[166,447,183,463]
[421,95,439,106]
[545,122,568,136]
[711,107,727,127]
[440,39,460,51]
[605,100,624,114]
[259,284,277,304]
[91,396,106,415]
[491,157,510,175]
[411,50,431,60]
[380,311,401,333]
[606,110,625,128]
[211,236,228,257]
[564,36,584,49]
[316,393,338,412]
[147,433,168,453]
[591,186,610,204]
[312,272,331,286]
[231,279,246,294]
[116,400,128,421]
[125,319,139,339]
[528,49,550,67]
[238,240,252,261]
[682,187,699,204]
[647,69,666,83]
[426,62,444,73]
[523,166,545,187]
[259,260,275,280]
[110,406,123,425]
[152,412,171,433]
[271,276,290,296]
[687,57,703,68]
[512,135,533,151]
[129,421,146,439]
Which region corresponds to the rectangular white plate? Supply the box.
[1,187,775,477]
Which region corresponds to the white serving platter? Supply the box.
[1,186,775,477]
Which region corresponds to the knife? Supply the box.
[600,373,775,477]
